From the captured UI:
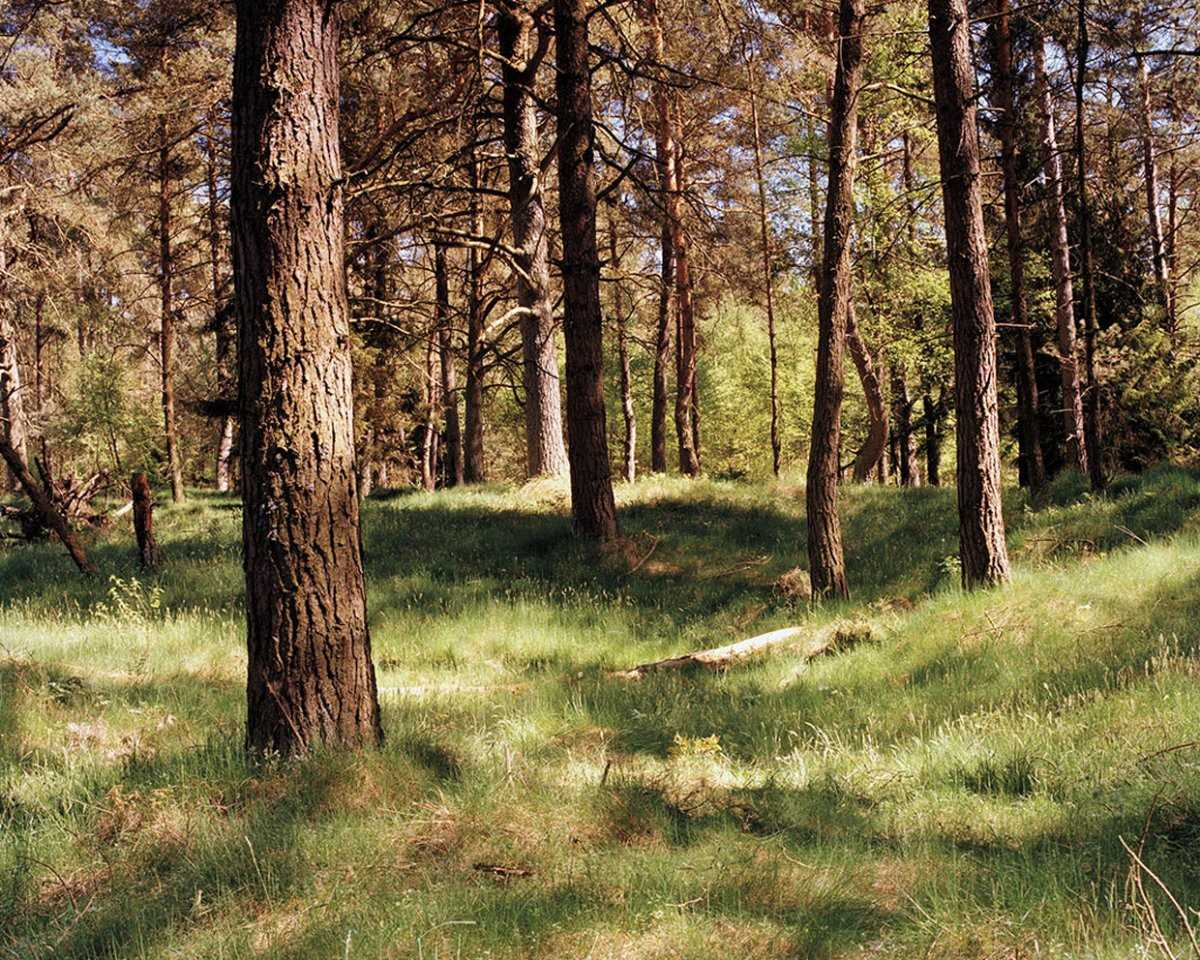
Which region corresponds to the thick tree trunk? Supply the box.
[749,81,781,477]
[673,134,700,476]
[609,210,637,483]
[434,244,463,487]
[927,0,1011,588]
[497,5,568,479]
[0,439,95,575]
[1073,0,1105,491]
[131,472,160,570]
[990,0,1045,493]
[1033,38,1088,477]
[158,117,184,503]
[806,0,864,600]
[231,0,382,756]
[553,0,619,540]
[846,303,888,483]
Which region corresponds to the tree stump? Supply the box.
[131,472,159,569]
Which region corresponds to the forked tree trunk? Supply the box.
[1033,37,1088,477]
[644,0,673,474]
[806,0,864,600]
[1073,0,1105,491]
[231,0,382,755]
[609,209,637,483]
[553,0,618,540]
[673,134,700,476]
[928,0,1011,588]
[497,4,568,479]
[435,244,463,487]
[158,116,184,504]
[846,303,888,483]
[990,0,1045,493]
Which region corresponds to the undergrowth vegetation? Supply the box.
[3,465,1200,958]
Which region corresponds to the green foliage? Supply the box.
[54,352,160,477]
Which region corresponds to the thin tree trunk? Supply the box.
[232,0,382,755]
[846,303,888,483]
[891,366,920,486]
[991,0,1045,493]
[609,208,636,483]
[927,0,1011,588]
[1136,54,1171,321]
[1073,0,1105,490]
[207,108,236,494]
[924,391,942,486]
[158,116,184,503]
[1033,37,1088,477]
[0,259,28,493]
[497,5,567,479]
[748,78,781,476]
[421,318,439,492]
[673,133,700,476]
[554,0,619,540]
[644,0,673,474]
[806,0,864,600]
[463,153,487,483]
[435,244,462,487]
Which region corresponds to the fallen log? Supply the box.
[0,439,97,575]
[612,621,875,680]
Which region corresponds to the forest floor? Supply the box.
[3,466,1200,959]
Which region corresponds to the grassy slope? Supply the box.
[2,466,1200,958]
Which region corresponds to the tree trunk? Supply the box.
[207,108,236,494]
[806,0,864,600]
[673,133,700,476]
[435,244,463,487]
[846,303,888,483]
[927,0,1011,589]
[990,0,1045,493]
[890,366,920,486]
[421,320,439,492]
[463,153,487,483]
[924,391,942,486]
[231,0,382,756]
[131,472,160,570]
[1073,0,1105,491]
[0,439,95,575]
[1033,37,1088,477]
[748,79,781,477]
[645,0,673,474]
[497,5,568,479]
[1136,54,1171,322]
[0,277,28,493]
[158,116,184,504]
[553,0,619,540]
[609,208,637,483]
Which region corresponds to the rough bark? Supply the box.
[131,472,159,570]
[846,303,888,483]
[644,0,674,474]
[927,0,1011,588]
[990,0,1045,493]
[1033,37,1088,477]
[232,0,382,755]
[609,209,636,483]
[748,80,781,477]
[553,0,619,540]
[673,133,700,476]
[806,0,864,600]
[0,439,95,575]
[497,5,568,479]
[1073,0,1105,490]
[158,116,184,504]
[435,244,462,487]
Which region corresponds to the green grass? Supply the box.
[3,465,1200,958]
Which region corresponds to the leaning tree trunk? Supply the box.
[928,0,1012,589]
[846,302,888,483]
[0,440,95,575]
[1033,37,1088,477]
[434,243,463,487]
[231,0,382,756]
[158,117,184,504]
[497,4,568,479]
[991,0,1045,493]
[1073,0,1105,491]
[806,0,864,600]
[554,0,619,540]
